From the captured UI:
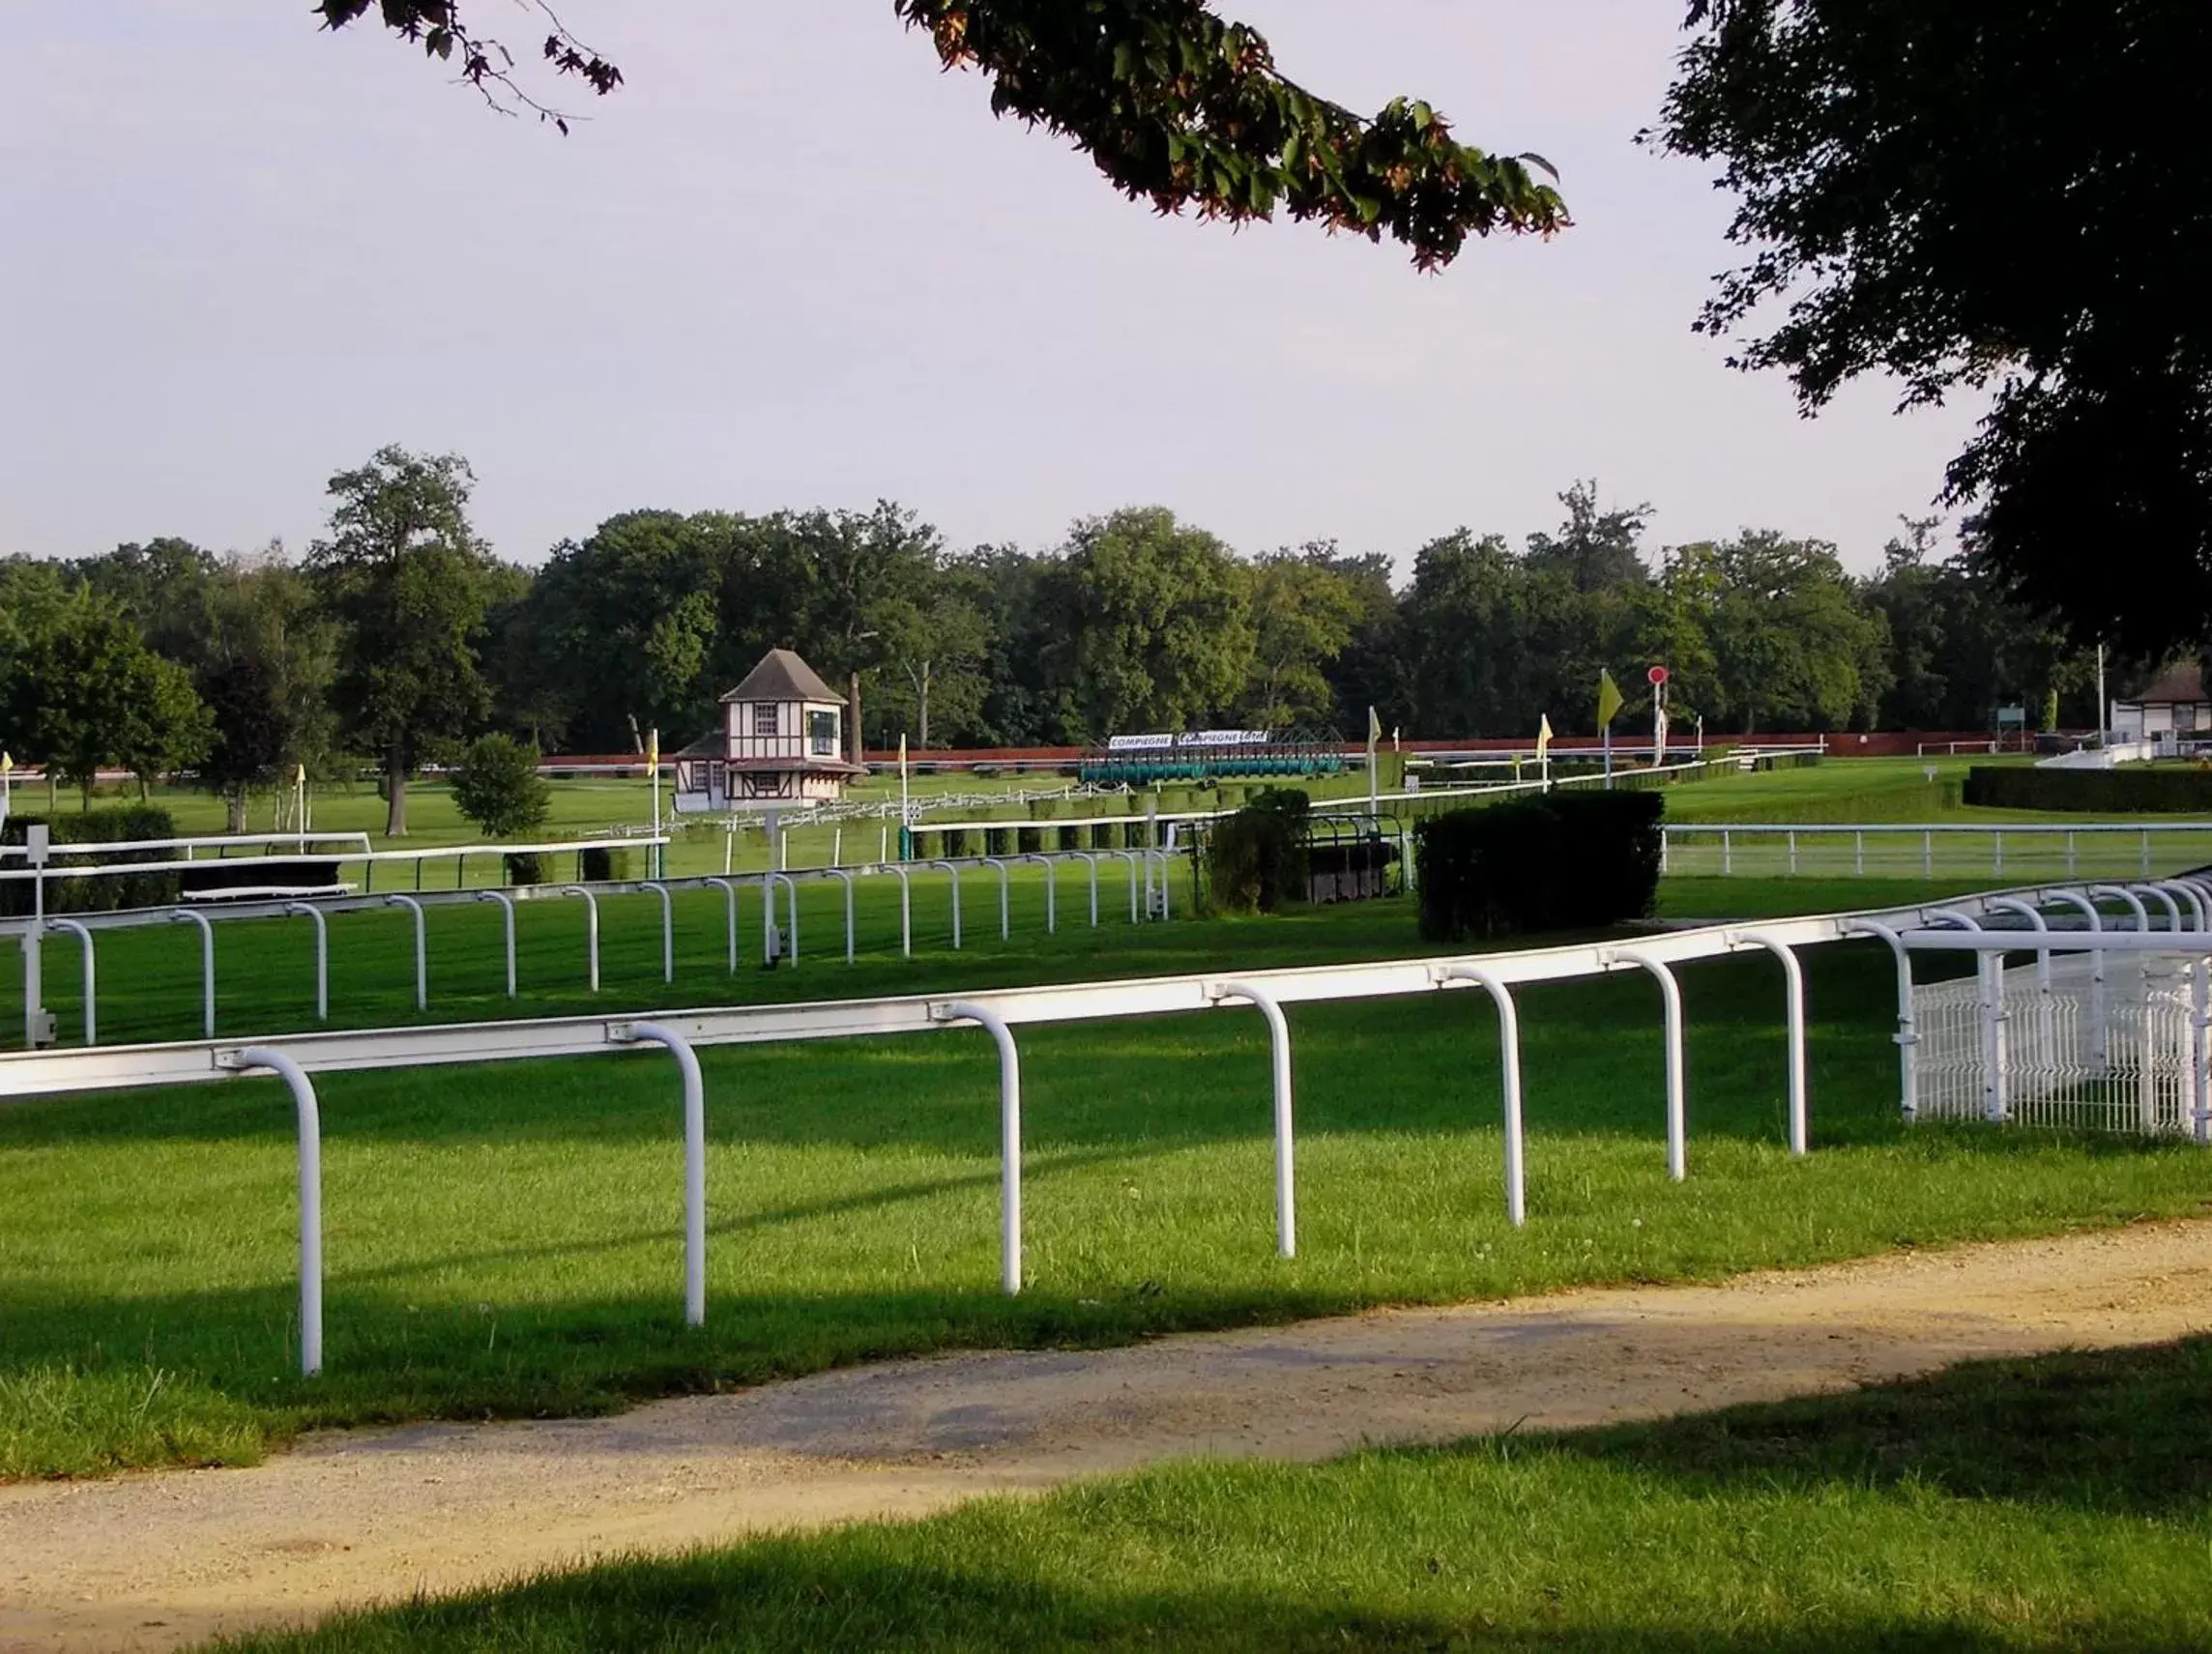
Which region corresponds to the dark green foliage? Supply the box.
[1204,788,1310,914]
[943,828,970,859]
[0,807,179,915]
[1016,827,1043,855]
[1416,791,1663,942]
[450,734,551,839]
[577,847,639,884]
[1963,766,2212,814]
[502,852,546,887]
[985,827,1013,857]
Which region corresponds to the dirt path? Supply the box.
[6,1219,2211,1653]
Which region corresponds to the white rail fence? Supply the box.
[11,881,2198,1378]
[1663,822,2212,880]
[5,851,1188,1049]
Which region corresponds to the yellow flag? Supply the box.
[898,733,908,777]
[1596,669,1624,729]
[647,729,659,768]
[0,751,12,774]
[295,764,306,785]
[1366,706,1382,752]
[1536,715,1553,758]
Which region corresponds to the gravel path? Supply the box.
[5,1218,2209,1653]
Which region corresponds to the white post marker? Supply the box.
[1115,850,1141,922]
[888,864,913,956]
[766,872,800,966]
[1022,854,1058,934]
[284,903,329,1023]
[476,890,516,998]
[928,860,964,949]
[1073,852,1101,927]
[981,857,1012,942]
[383,895,427,1011]
[563,886,600,993]
[1210,981,1296,1258]
[47,918,96,1047]
[615,1022,708,1327]
[1438,964,1527,1227]
[705,877,740,973]
[642,881,675,983]
[170,909,216,1037]
[934,1001,1024,1295]
[1845,919,1919,1121]
[1729,930,1809,1154]
[20,823,48,1049]
[826,868,857,962]
[1608,947,1688,1180]
[230,1046,323,1377]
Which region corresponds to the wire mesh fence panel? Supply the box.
[1913,955,2198,1137]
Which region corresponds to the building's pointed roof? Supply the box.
[2128,662,2206,705]
[719,648,841,705]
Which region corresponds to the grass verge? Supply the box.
[218,1335,2212,1650]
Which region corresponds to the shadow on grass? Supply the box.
[216,1338,2212,1652]
[1531,1333,2212,1520]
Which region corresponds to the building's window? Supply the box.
[752,703,778,738]
[2179,703,2199,733]
[808,710,838,756]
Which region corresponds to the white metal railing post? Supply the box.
[766,872,800,966]
[384,894,426,1011]
[826,869,857,963]
[284,903,328,1023]
[1845,920,1917,1121]
[1926,908,2000,1120]
[936,1001,1024,1294]
[1608,948,1687,1180]
[233,1046,323,1378]
[981,857,1012,942]
[705,877,740,973]
[1074,853,1101,927]
[2134,884,2183,934]
[1021,855,1057,934]
[642,881,675,983]
[616,1022,708,1327]
[1211,981,1296,1257]
[1153,849,1174,920]
[2153,881,2209,931]
[1729,930,1809,1154]
[475,891,516,998]
[929,861,964,950]
[1924,829,1933,879]
[1788,830,1797,876]
[2141,829,2151,878]
[47,919,96,1046]
[2040,889,2106,1068]
[169,910,216,1038]
[2196,964,2212,1146]
[1112,850,1140,921]
[1721,828,1732,876]
[563,886,599,992]
[1853,830,1864,877]
[1437,964,1527,1227]
[888,864,913,956]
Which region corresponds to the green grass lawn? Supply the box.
[221,1335,2212,1651]
[7,897,2210,1481]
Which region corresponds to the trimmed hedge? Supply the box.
[1204,789,1311,914]
[578,846,641,883]
[0,807,180,914]
[1414,791,1664,942]
[1963,765,2212,813]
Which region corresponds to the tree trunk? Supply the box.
[848,672,864,768]
[385,742,409,837]
[226,787,248,834]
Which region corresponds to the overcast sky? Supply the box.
[0,2,1984,577]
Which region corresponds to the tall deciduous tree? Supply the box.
[1657,0,2212,656]
[309,446,498,836]
[319,2,1568,270]
[194,555,339,831]
[1244,552,1361,729]
[1047,508,1256,739]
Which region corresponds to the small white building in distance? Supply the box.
[672,648,865,814]
[2110,662,2212,746]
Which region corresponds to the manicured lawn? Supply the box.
[6,911,2208,1480]
[219,1335,2212,1651]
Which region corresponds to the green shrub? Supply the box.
[1963,765,2212,813]
[451,735,552,839]
[1017,827,1043,855]
[578,846,640,883]
[1057,825,1082,853]
[0,806,180,914]
[1415,791,1664,942]
[985,827,1013,857]
[944,828,970,859]
[502,851,547,887]
[1205,789,1311,914]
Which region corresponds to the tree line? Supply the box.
[0,446,2120,833]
